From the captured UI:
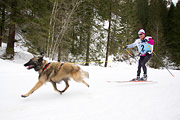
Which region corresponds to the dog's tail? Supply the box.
[72,65,89,79]
[81,70,89,79]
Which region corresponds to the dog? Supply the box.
[21,56,89,98]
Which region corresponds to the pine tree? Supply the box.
[146,0,167,68]
[0,0,52,58]
[94,0,113,67]
[0,0,6,47]
[119,0,138,57]
[166,2,175,57]
[95,0,138,66]
[168,1,180,66]
[6,0,17,58]
[21,0,52,55]
[70,0,94,65]
[135,0,148,30]
[104,0,112,67]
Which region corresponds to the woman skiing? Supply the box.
[123,29,154,81]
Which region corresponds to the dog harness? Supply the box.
[39,63,64,79]
[42,63,51,72]
[39,63,51,79]
[59,63,64,70]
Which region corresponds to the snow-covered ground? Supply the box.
[1,42,180,120]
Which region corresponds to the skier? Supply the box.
[123,29,154,81]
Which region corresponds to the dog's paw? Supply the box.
[59,91,62,95]
[21,94,28,98]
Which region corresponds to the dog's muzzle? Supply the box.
[24,61,36,70]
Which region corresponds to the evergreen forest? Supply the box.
[0,0,180,68]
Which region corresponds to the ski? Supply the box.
[107,80,155,83]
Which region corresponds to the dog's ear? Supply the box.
[38,56,43,62]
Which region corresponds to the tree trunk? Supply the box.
[105,4,112,67]
[0,5,5,47]
[6,0,17,58]
[58,44,62,62]
[85,4,93,66]
[85,29,90,66]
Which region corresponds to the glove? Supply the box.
[142,38,149,43]
[146,50,152,55]
[123,46,127,50]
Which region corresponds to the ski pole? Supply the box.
[123,46,137,62]
[126,49,133,56]
[123,46,132,56]
[146,44,175,77]
[119,54,139,62]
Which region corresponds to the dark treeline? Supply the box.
[0,0,180,68]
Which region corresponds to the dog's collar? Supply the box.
[42,63,50,72]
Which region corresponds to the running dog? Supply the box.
[21,56,89,98]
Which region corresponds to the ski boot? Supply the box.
[131,76,140,81]
[140,74,147,81]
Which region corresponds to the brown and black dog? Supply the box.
[21,56,89,98]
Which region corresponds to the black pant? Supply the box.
[137,54,152,76]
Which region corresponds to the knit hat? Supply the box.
[138,29,145,34]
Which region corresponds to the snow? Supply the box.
[172,0,179,4]
[1,43,180,120]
